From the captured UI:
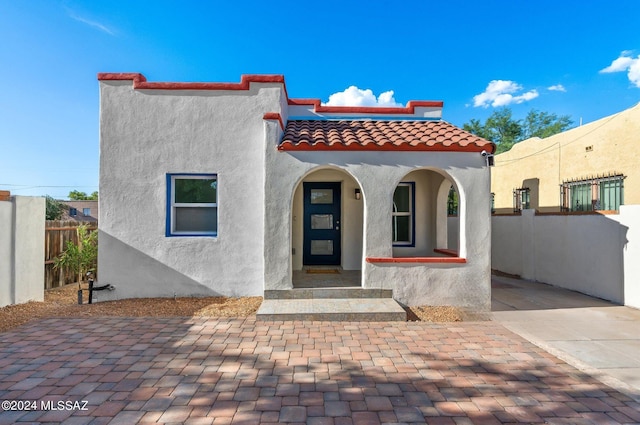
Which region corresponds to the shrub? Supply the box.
[53,225,97,289]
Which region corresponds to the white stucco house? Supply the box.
[98,73,495,310]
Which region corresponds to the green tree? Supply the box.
[68,190,98,200]
[462,118,492,141]
[45,196,65,220]
[484,108,522,153]
[522,109,573,140]
[463,107,572,154]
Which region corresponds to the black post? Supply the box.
[77,289,83,305]
[88,278,94,304]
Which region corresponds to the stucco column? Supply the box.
[0,196,45,307]
[520,209,536,281]
[263,120,293,290]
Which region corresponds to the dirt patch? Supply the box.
[1,283,467,333]
[0,283,261,333]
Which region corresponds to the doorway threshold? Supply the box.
[293,269,361,289]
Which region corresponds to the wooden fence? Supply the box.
[44,221,97,289]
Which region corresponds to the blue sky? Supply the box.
[1,1,639,199]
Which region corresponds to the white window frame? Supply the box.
[392,182,414,246]
[167,174,217,237]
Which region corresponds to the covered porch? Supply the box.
[262,103,495,314]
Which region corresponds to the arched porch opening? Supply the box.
[290,167,364,288]
[392,168,463,258]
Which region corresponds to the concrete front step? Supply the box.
[256,298,407,322]
[264,287,393,300]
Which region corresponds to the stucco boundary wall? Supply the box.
[491,206,640,309]
[0,195,45,307]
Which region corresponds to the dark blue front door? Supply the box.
[303,182,341,265]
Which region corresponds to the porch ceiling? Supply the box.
[278,120,495,153]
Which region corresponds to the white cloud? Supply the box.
[600,51,640,88]
[67,10,115,35]
[472,80,539,108]
[324,86,403,107]
[548,84,566,92]
[631,61,640,88]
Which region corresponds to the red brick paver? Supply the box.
[0,317,638,424]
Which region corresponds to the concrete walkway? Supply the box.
[492,274,640,402]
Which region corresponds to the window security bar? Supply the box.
[560,173,625,212]
[513,187,530,212]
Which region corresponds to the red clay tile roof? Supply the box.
[278,120,495,153]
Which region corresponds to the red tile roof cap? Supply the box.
[287,98,443,116]
[98,73,289,97]
[98,73,442,118]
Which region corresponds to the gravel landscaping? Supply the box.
[0,283,462,333]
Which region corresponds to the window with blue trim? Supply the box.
[392,182,414,246]
[167,174,217,236]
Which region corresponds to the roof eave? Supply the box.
[278,144,490,153]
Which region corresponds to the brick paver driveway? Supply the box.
[1,317,639,424]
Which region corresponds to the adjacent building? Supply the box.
[492,102,640,214]
[60,200,98,223]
